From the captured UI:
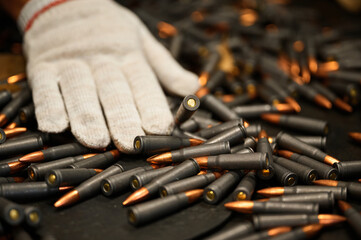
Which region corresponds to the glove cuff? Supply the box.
[18,0,69,33]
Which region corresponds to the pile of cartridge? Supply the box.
[0,0,361,239]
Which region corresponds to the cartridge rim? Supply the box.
[102,182,111,193]
[131,179,140,190]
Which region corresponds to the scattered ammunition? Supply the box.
[276,132,339,166]
[267,192,334,211]
[291,136,327,150]
[0,134,46,157]
[252,214,345,229]
[197,119,243,139]
[338,200,361,237]
[27,154,97,181]
[0,88,31,127]
[130,166,174,190]
[69,150,119,169]
[19,142,91,163]
[205,124,246,146]
[0,161,28,177]
[45,168,102,188]
[239,226,291,240]
[0,90,12,109]
[23,206,41,228]
[314,179,361,199]
[133,136,203,155]
[257,85,282,105]
[231,137,257,153]
[223,93,254,108]
[174,95,200,126]
[273,156,318,184]
[101,166,153,196]
[195,153,268,170]
[54,161,127,208]
[244,123,261,137]
[206,70,226,92]
[204,170,243,204]
[233,104,293,118]
[0,177,24,184]
[128,189,203,226]
[5,115,21,129]
[327,81,359,106]
[123,159,200,206]
[262,115,328,135]
[278,150,338,180]
[0,197,24,226]
[147,141,230,164]
[204,221,254,240]
[160,172,219,197]
[225,201,318,214]
[19,103,35,124]
[270,224,323,240]
[323,71,361,85]
[334,161,361,179]
[296,84,332,109]
[200,94,239,121]
[198,51,220,87]
[257,186,347,200]
[273,162,298,186]
[3,127,27,140]
[0,182,68,200]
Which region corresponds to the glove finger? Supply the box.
[120,51,174,135]
[58,60,110,149]
[91,57,145,153]
[139,24,200,96]
[28,63,68,132]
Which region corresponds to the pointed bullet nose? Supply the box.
[261,114,281,124]
[19,151,45,163]
[189,138,204,146]
[313,179,338,186]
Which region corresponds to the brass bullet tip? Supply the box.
[285,97,301,112]
[334,98,353,112]
[324,155,340,166]
[277,150,294,159]
[185,189,204,203]
[257,187,285,197]
[348,132,361,143]
[54,190,80,208]
[268,226,292,237]
[318,214,346,226]
[303,224,323,238]
[314,94,332,109]
[19,151,45,163]
[261,114,281,124]
[122,187,150,206]
[189,138,204,146]
[224,201,254,213]
[313,179,338,187]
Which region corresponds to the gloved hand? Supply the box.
[19,0,199,152]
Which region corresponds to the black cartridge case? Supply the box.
[276,132,331,164]
[339,201,361,237]
[38,142,91,162]
[293,136,327,150]
[0,182,65,200]
[198,119,243,139]
[179,118,199,132]
[0,161,28,177]
[205,124,246,146]
[287,152,338,180]
[335,161,361,179]
[23,205,41,228]
[199,153,269,170]
[133,135,202,155]
[273,162,298,186]
[253,214,320,229]
[327,70,361,84]
[263,78,290,100]
[0,197,24,226]
[127,189,203,226]
[232,171,256,200]
[224,94,253,108]
[160,172,217,197]
[130,166,174,190]
[19,103,35,124]
[0,177,24,184]
[45,168,99,187]
[270,224,321,240]
[200,94,239,121]
[225,78,243,95]
[69,150,119,169]
[274,156,317,184]
[204,221,254,240]
[333,181,361,199]
[229,201,319,214]
[233,104,289,118]
[0,90,11,109]
[0,88,31,127]
[204,170,243,204]
[245,123,262,137]
[310,82,337,102]
[258,85,282,105]
[231,138,257,153]
[28,154,93,181]
[174,95,200,126]
[0,135,44,157]
[268,192,334,211]
[283,186,347,200]
[101,166,153,196]
[328,81,359,105]
[257,137,274,165]
[231,147,254,154]
[275,115,328,135]
[206,70,226,92]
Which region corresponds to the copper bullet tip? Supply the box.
[318,214,346,226]
[261,114,281,124]
[194,156,208,167]
[222,94,235,103]
[4,127,27,138]
[224,201,254,213]
[185,189,204,203]
[308,57,318,74]
[83,153,98,159]
[19,151,45,163]
[5,122,18,129]
[277,150,294,159]
[258,129,268,139]
[284,97,301,112]
[313,179,338,187]
[146,152,173,164]
[257,187,285,197]
[303,224,323,238]
[198,72,209,87]
[334,98,352,112]
[94,169,103,173]
[59,186,74,191]
[338,200,352,212]
[0,114,8,127]
[196,87,210,98]
[54,190,80,208]
[268,226,292,237]
[320,61,339,72]
[7,73,26,84]
[110,149,120,158]
[275,103,294,113]
[314,94,332,109]
[189,138,204,146]
[8,161,29,174]
[348,132,361,143]
[324,155,340,166]
[122,187,150,206]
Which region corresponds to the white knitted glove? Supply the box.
[19,0,199,152]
